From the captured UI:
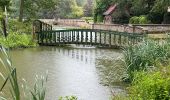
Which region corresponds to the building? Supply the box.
[103,4,117,24]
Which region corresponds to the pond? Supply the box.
[8,46,123,100]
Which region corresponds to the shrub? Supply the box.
[129,68,170,100]
[0,32,36,48]
[129,16,139,24]
[129,15,150,24]
[81,17,93,23]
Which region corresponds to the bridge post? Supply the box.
[58,32,61,43]
[72,30,75,42]
[76,31,79,43]
[85,31,88,44]
[90,31,92,45]
[81,31,83,43]
[104,32,106,45]
[118,33,122,46]
[99,31,101,45]
[109,32,111,47]
[40,21,44,44]
[95,31,97,44]
[113,32,116,45]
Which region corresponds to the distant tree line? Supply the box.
[0,0,94,21]
[94,0,170,24]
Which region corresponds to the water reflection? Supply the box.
[6,47,122,100]
[57,47,97,64]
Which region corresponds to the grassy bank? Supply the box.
[97,38,170,99]
[0,19,37,48]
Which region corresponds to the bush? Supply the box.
[0,32,36,48]
[129,16,139,24]
[129,15,150,24]
[81,17,93,23]
[129,68,170,99]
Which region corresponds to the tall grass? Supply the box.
[123,39,170,81]
[0,46,47,100]
[0,32,36,48]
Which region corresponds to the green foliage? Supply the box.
[123,40,169,81]
[69,3,83,18]
[81,17,93,23]
[94,0,112,22]
[129,16,139,24]
[54,0,84,19]
[129,68,170,100]
[94,0,170,24]
[0,33,36,48]
[129,15,151,24]
[8,19,32,34]
[0,0,10,11]
[59,96,78,100]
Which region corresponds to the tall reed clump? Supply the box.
[123,40,169,82]
[0,46,48,100]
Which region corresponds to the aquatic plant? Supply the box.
[59,96,78,100]
[123,39,169,81]
[0,46,47,100]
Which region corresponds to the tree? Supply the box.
[76,0,86,6]
[19,0,23,22]
[130,0,155,16]
[0,0,11,11]
[53,0,83,19]
[149,0,170,23]
[94,0,113,22]
[83,0,94,17]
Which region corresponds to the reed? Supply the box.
[123,39,169,81]
[0,46,47,100]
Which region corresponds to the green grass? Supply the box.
[0,32,37,48]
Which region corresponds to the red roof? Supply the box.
[103,4,117,15]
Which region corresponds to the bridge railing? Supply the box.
[36,29,144,48]
[33,20,52,40]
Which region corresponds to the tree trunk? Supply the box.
[19,0,24,22]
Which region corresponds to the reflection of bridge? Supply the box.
[33,20,144,48]
[57,48,97,64]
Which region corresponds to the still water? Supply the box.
[9,46,122,100]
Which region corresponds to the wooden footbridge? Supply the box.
[33,20,144,48]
